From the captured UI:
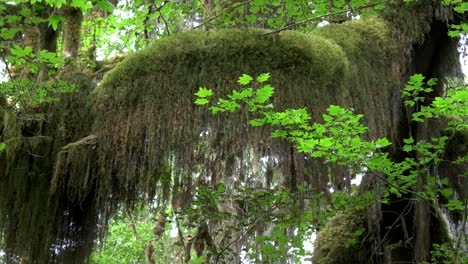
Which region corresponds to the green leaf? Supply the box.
[403,137,414,144]
[229,88,253,100]
[298,139,318,153]
[48,15,64,31]
[10,45,33,57]
[195,87,213,98]
[71,0,93,10]
[0,28,21,40]
[97,0,114,13]
[195,98,209,105]
[319,138,333,149]
[445,199,464,211]
[6,15,21,24]
[403,145,413,152]
[217,183,226,193]
[440,178,449,186]
[238,74,253,85]
[327,105,345,116]
[375,138,391,148]
[210,106,222,114]
[257,73,270,83]
[30,16,47,25]
[254,84,274,103]
[219,98,240,112]
[440,188,453,198]
[272,130,287,138]
[426,78,437,86]
[452,89,468,101]
[262,244,275,255]
[409,73,424,83]
[297,184,306,191]
[250,119,265,126]
[354,228,366,237]
[0,143,5,152]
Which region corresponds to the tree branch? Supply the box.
[263,0,389,35]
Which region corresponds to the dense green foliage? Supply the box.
[196,72,468,262]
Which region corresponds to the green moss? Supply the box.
[85,27,357,207]
[2,110,20,139]
[62,7,83,58]
[52,20,402,253]
[312,209,367,264]
[81,19,400,208]
[315,18,400,141]
[3,17,404,263]
[96,29,349,111]
[0,69,96,263]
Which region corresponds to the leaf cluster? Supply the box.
[195,73,468,261]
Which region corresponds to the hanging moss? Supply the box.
[315,18,400,142]
[0,118,55,263]
[71,28,354,209]
[49,18,403,262]
[1,16,406,263]
[0,68,96,263]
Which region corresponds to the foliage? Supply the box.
[443,0,468,36]
[90,211,153,264]
[90,207,178,264]
[1,46,76,108]
[195,72,468,262]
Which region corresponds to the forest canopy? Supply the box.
[0,0,467,263]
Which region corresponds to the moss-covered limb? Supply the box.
[315,18,400,142]
[89,27,357,207]
[61,134,98,150]
[52,20,402,262]
[2,110,20,139]
[62,6,83,59]
[91,54,128,82]
[1,15,432,263]
[51,134,98,197]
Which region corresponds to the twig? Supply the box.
[192,0,253,30]
[159,11,171,36]
[263,1,389,35]
[369,201,413,262]
[143,1,155,40]
[215,203,280,262]
[126,207,141,241]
